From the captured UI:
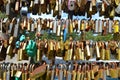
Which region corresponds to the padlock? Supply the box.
[86,42,91,60]
[105,48,110,60]
[15,0,20,13]
[80,20,85,31]
[110,63,118,78]
[108,20,113,33]
[113,21,119,33]
[96,42,100,60]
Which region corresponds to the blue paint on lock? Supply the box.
[25,40,37,57]
[19,35,26,42]
[15,41,20,48]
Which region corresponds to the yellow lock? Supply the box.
[87,71,91,80]
[77,71,81,80]
[80,72,84,80]
[80,21,85,31]
[72,70,77,80]
[110,69,118,78]
[101,49,105,60]
[19,48,23,61]
[64,51,68,61]
[68,49,73,60]
[6,45,12,55]
[22,73,25,80]
[81,50,84,60]
[96,43,100,59]
[78,48,81,60]
[99,69,103,79]
[24,73,28,80]
[106,67,110,76]
[115,0,120,6]
[36,49,40,62]
[91,70,94,80]
[65,42,69,50]
[118,68,120,78]
[3,71,6,80]
[17,49,22,61]
[105,49,110,60]
[117,48,120,60]
[113,21,119,33]
[110,8,115,18]
[69,22,73,33]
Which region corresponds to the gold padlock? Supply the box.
[69,22,73,33]
[86,44,91,60]
[99,69,103,79]
[110,8,115,19]
[106,66,110,76]
[78,48,81,60]
[36,49,41,62]
[17,49,22,61]
[27,20,30,31]
[96,42,100,59]
[87,71,91,80]
[115,0,120,6]
[80,72,84,80]
[113,21,119,33]
[81,50,84,60]
[110,63,118,78]
[9,36,14,45]
[77,71,81,80]
[72,70,77,80]
[68,49,73,60]
[6,45,11,55]
[3,71,6,80]
[24,73,28,80]
[118,68,120,78]
[64,40,69,50]
[116,48,120,60]
[102,2,105,12]
[105,49,110,60]
[80,20,85,31]
[110,69,118,78]
[22,73,25,80]
[101,48,105,60]
[91,70,94,79]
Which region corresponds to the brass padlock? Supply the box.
[64,40,69,50]
[69,21,73,33]
[96,42,100,60]
[72,65,77,80]
[3,71,6,80]
[17,49,22,61]
[22,73,25,80]
[91,67,94,80]
[64,50,68,61]
[110,68,118,78]
[80,20,85,31]
[101,48,105,60]
[86,42,91,60]
[105,49,110,60]
[76,70,81,80]
[36,49,41,62]
[106,66,110,76]
[68,49,73,60]
[113,21,119,33]
[109,7,115,19]
[116,48,120,60]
